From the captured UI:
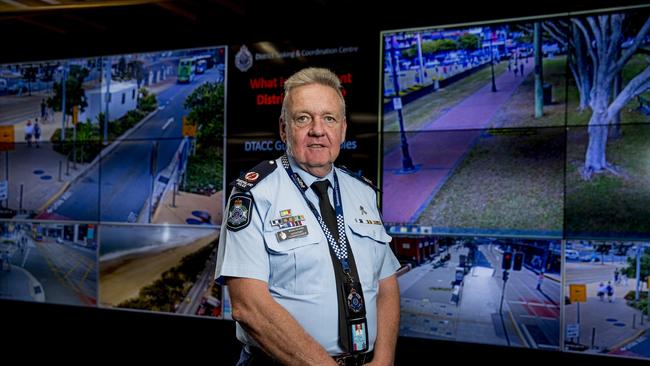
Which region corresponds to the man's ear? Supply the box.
[279,117,287,143]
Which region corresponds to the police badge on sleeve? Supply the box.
[226,193,253,231]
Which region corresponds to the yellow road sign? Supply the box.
[569,284,587,303]
[72,105,79,125]
[182,116,197,137]
[0,125,15,151]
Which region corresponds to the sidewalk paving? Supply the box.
[565,262,649,352]
[153,189,222,226]
[2,113,90,214]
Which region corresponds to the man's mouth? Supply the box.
[307,143,327,148]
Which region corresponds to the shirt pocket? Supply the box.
[347,222,391,292]
[264,228,328,295]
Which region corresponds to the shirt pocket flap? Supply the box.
[347,222,391,244]
[264,227,323,252]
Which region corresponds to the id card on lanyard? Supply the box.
[280,155,368,353]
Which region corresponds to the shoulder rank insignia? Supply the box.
[226,193,253,231]
[337,165,380,191]
[230,159,278,192]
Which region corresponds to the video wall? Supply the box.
[0,3,648,364]
[381,5,650,361]
[0,45,226,318]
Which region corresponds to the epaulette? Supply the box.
[230,159,278,192]
[337,165,380,192]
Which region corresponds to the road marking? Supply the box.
[162,117,174,130]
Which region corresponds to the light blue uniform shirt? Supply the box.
[215,155,400,355]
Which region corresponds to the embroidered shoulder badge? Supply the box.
[230,159,278,192]
[226,193,253,231]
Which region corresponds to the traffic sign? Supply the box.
[182,116,197,137]
[566,323,579,339]
[0,180,7,200]
[0,125,15,151]
[569,284,587,303]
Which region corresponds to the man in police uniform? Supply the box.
[215,67,400,366]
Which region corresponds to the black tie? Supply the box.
[311,179,350,351]
[311,180,339,243]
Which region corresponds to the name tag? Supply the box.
[276,226,309,241]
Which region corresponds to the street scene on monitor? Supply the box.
[383,127,565,236]
[0,46,225,224]
[564,241,650,360]
[391,230,561,349]
[0,220,97,306]
[99,224,222,318]
[382,10,650,241]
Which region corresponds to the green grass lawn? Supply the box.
[565,124,650,236]
[490,57,568,128]
[415,128,565,232]
[383,62,508,133]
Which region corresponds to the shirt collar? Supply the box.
[286,154,335,189]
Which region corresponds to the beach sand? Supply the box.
[99,230,219,307]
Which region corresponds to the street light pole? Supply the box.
[388,35,416,173]
[60,62,68,141]
[499,269,511,346]
[104,57,112,146]
[635,244,641,301]
[149,141,158,224]
[490,29,497,93]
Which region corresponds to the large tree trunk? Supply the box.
[583,92,613,179]
[584,119,608,178]
[609,70,622,139]
[572,23,591,111]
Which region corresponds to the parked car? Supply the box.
[565,249,580,261]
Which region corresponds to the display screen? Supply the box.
[0,45,226,318]
[381,5,650,361]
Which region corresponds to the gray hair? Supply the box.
[280,67,346,123]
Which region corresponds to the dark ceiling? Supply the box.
[0,0,648,63]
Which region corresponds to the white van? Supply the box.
[565,249,580,261]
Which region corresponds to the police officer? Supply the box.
[215,67,400,366]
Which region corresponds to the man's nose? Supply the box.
[308,116,326,135]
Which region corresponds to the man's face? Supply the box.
[280,83,347,176]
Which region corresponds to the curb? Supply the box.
[609,328,646,351]
[36,181,70,215]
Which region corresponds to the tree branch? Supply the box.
[572,18,598,71]
[606,15,624,68]
[607,64,650,119]
[587,16,603,60]
[612,16,650,74]
[542,21,567,47]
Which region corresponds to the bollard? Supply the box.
[633,314,636,329]
[19,184,23,211]
[591,327,596,349]
[172,182,177,208]
[66,159,70,176]
[58,161,62,182]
